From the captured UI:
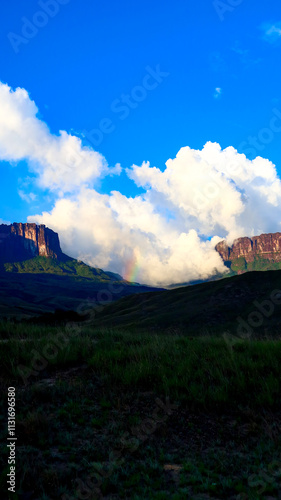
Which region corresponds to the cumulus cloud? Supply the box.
[127,142,281,243]
[30,189,226,285]
[2,82,281,285]
[30,142,281,285]
[0,82,112,192]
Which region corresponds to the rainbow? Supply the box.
[124,253,140,282]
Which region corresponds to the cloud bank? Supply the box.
[2,82,281,285]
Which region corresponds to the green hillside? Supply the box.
[92,269,281,336]
[2,255,123,283]
[230,255,281,274]
[0,254,162,320]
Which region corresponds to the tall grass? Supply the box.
[1,324,281,410]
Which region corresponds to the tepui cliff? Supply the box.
[216,232,281,274]
[0,223,63,262]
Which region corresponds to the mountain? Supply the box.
[0,222,63,262]
[216,232,281,274]
[0,223,161,319]
[92,269,281,337]
[0,222,127,281]
[90,231,281,334]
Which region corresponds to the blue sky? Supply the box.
[1,0,281,284]
[1,0,280,221]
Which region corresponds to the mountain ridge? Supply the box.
[3,223,281,283]
[216,232,281,274]
[0,222,127,283]
[0,222,63,262]
[0,222,162,319]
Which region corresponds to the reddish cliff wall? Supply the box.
[216,232,281,264]
[0,223,63,262]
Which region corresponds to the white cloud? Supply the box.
[2,81,281,286]
[29,190,226,286]
[127,142,281,244]
[18,190,37,203]
[261,22,281,43]
[214,87,222,99]
[0,82,111,193]
[29,142,281,286]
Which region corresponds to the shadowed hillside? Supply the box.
[92,269,281,336]
[0,224,162,319]
[0,272,161,320]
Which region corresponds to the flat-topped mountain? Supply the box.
[0,222,63,262]
[0,223,161,319]
[0,222,121,281]
[216,232,281,274]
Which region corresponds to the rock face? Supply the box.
[0,223,63,263]
[216,232,281,274]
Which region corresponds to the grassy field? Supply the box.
[1,323,281,499]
